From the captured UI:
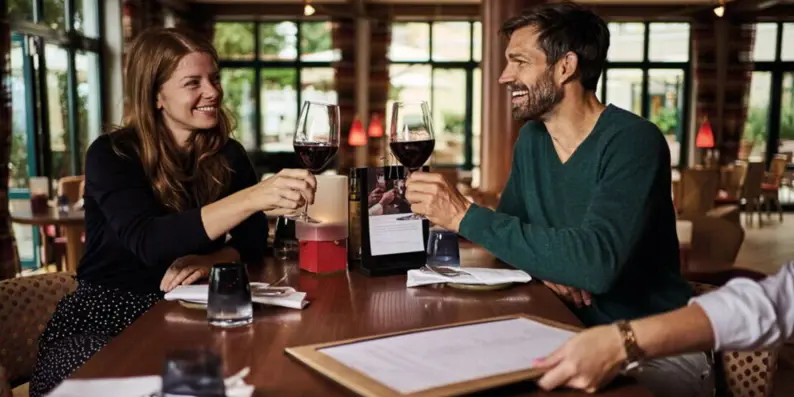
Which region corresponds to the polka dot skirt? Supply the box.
[29,280,161,397]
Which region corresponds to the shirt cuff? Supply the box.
[689,292,729,351]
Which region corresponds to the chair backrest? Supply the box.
[689,281,779,397]
[721,161,748,199]
[57,175,85,205]
[741,162,765,200]
[767,155,788,187]
[0,273,77,387]
[679,168,720,218]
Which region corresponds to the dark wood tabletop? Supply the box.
[9,208,85,226]
[71,247,651,397]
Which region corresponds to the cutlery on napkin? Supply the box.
[406,267,532,287]
[164,282,309,310]
[46,367,254,397]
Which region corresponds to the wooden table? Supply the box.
[9,208,85,272]
[72,248,651,396]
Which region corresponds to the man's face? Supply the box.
[498,26,564,121]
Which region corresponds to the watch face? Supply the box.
[621,360,642,375]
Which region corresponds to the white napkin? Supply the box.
[46,375,254,397]
[406,267,532,287]
[164,282,309,310]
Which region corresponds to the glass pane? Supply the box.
[743,71,772,162]
[780,73,793,163]
[43,0,66,30]
[387,64,432,141]
[473,68,481,166]
[648,69,685,167]
[473,22,482,62]
[605,69,643,115]
[260,68,298,152]
[9,199,35,262]
[432,22,471,61]
[9,36,30,189]
[300,21,339,61]
[648,23,689,62]
[301,67,335,103]
[214,22,255,60]
[44,44,72,180]
[8,0,34,21]
[607,23,645,62]
[74,0,99,37]
[782,23,794,61]
[389,23,430,62]
[221,69,256,150]
[260,21,297,60]
[431,69,466,165]
[76,51,102,161]
[752,23,777,62]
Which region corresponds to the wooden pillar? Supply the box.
[479,0,532,194]
[0,0,19,279]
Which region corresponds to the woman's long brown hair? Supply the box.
[110,27,233,212]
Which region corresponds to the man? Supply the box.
[533,260,794,393]
[404,2,712,395]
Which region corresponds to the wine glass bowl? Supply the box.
[291,101,341,222]
[389,101,436,220]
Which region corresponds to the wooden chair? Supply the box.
[40,176,85,270]
[761,155,787,223]
[689,279,780,397]
[740,162,765,227]
[678,168,720,219]
[0,273,77,397]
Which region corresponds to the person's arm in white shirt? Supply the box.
[533,261,794,392]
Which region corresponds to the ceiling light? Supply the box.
[713,5,725,17]
[304,3,315,16]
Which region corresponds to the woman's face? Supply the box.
[157,52,222,138]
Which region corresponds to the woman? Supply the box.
[30,27,315,396]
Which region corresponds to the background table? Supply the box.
[9,208,85,272]
[72,248,651,396]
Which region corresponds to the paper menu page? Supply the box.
[318,317,576,395]
[367,214,425,256]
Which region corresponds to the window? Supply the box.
[388,21,481,172]
[601,22,690,167]
[214,20,338,153]
[8,0,103,270]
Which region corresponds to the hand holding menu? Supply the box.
[286,315,579,397]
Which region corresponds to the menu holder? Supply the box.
[285,314,582,397]
[352,166,430,277]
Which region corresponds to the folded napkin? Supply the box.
[164,282,309,310]
[406,267,532,287]
[46,375,254,397]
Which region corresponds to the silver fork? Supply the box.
[420,265,471,278]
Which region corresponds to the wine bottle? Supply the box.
[348,168,362,264]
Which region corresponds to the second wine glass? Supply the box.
[292,101,340,223]
[389,101,436,221]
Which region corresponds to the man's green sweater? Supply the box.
[459,105,693,326]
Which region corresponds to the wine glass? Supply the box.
[389,101,436,221]
[291,101,340,223]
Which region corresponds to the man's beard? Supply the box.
[510,69,564,121]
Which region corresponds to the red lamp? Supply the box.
[695,118,715,148]
[348,116,367,147]
[368,113,384,138]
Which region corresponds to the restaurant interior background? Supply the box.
[1,0,794,275]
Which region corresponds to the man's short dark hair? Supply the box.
[500,1,609,91]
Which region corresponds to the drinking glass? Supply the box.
[291,101,341,223]
[161,349,225,397]
[426,227,461,267]
[29,176,50,215]
[389,101,436,220]
[207,263,253,328]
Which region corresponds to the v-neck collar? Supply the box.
[545,105,614,168]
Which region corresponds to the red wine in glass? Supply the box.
[389,140,435,171]
[294,142,339,173]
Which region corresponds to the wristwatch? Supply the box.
[615,320,646,372]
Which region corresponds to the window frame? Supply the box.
[600,21,692,169]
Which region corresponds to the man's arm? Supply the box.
[458,124,666,294]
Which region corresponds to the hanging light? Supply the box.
[713,0,725,17]
[304,0,315,16]
[348,116,367,147]
[368,113,384,138]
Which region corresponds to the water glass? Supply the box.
[208,263,253,328]
[426,227,461,267]
[161,349,225,397]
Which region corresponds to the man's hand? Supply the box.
[405,172,471,232]
[534,324,626,393]
[368,187,385,207]
[379,189,397,207]
[543,281,593,308]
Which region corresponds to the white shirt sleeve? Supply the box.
[691,261,794,351]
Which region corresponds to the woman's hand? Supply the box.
[247,169,317,215]
[160,254,214,292]
[533,325,626,393]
